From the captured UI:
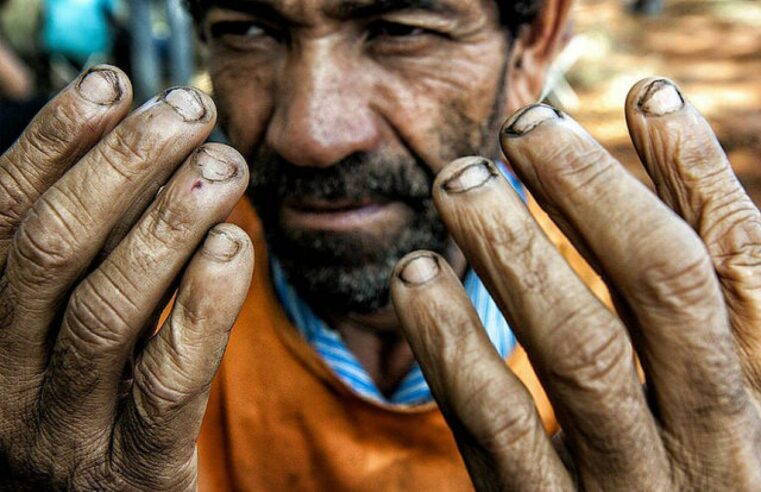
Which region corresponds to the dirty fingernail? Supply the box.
[443,158,496,193]
[400,254,440,285]
[203,228,241,261]
[77,68,121,105]
[638,79,684,116]
[195,147,238,182]
[502,103,561,137]
[163,87,208,122]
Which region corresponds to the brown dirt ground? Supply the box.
[563,0,761,204]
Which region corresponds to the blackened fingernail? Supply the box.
[638,79,684,116]
[442,159,497,193]
[195,147,238,182]
[162,87,208,122]
[77,68,121,105]
[203,228,241,261]
[399,254,439,285]
[502,103,561,137]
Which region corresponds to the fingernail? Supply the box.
[638,79,684,116]
[502,104,561,137]
[203,228,240,261]
[442,159,496,193]
[399,254,439,285]
[195,147,238,182]
[163,87,208,122]
[77,68,121,105]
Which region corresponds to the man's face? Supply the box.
[202,0,511,314]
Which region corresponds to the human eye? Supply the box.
[366,19,444,55]
[207,20,282,50]
[367,20,428,40]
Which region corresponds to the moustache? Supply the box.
[248,151,436,206]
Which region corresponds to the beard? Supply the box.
[241,92,505,315]
[247,150,450,314]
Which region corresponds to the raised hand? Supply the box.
[391,78,761,491]
[0,66,253,490]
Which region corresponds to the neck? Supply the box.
[325,244,468,397]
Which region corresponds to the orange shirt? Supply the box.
[197,197,608,491]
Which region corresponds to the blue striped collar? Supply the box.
[271,164,523,406]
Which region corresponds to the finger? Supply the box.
[0,66,132,264]
[432,157,668,488]
[625,78,761,398]
[113,224,253,490]
[500,106,756,460]
[40,145,248,436]
[391,252,573,492]
[4,87,216,371]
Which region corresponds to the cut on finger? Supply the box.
[39,144,248,441]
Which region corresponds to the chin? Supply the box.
[267,210,449,314]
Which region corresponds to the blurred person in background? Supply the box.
[41,0,120,72]
[0,24,32,100]
[0,0,760,490]
[0,0,45,152]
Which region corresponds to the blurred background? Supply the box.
[0,0,758,203]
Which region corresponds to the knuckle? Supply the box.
[470,397,538,454]
[0,166,41,227]
[63,275,135,354]
[141,192,195,247]
[12,208,78,277]
[92,122,163,183]
[172,298,210,333]
[94,135,146,182]
[132,358,198,421]
[703,206,761,288]
[21,102,81,159]
[547,307,632,393]
[0,190,23,231]
[636,244,719,309]
[542,138,617,194]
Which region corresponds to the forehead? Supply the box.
[205,0,488,21]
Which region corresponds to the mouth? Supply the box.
[281,197,407,232]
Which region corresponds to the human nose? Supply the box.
[265,41,381,168]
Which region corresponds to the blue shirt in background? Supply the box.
[42,0,118,65]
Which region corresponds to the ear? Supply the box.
[504,0,573,115]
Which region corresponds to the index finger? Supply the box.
[0,66,132,264]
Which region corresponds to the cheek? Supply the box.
[372,36,507,172]
[209,58,275,155]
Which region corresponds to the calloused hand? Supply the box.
[0,66,253,490]
[391,78,761,491]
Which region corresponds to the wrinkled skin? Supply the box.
[391,82,761,490]
[0,71,254,489]
[0,0,759,490]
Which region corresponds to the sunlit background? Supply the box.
[1,0,758,203]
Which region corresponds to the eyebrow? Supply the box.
[206,0,287,23]
[206,0,455,22]
[328,0,454,19]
